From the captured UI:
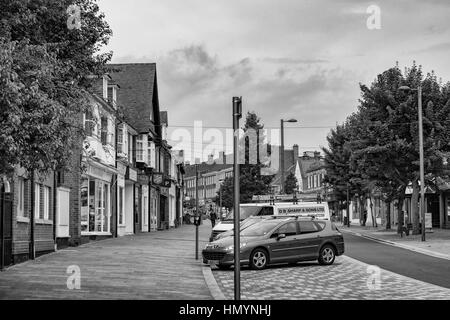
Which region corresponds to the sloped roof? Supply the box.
[184,163,233,178]
[108,63,160,135]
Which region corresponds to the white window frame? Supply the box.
[136,135,144,162]
[34,183,40,219]
[117,125,124,154]
[118,186,125,226]
[17,178,25,217]
[43,186,50,220]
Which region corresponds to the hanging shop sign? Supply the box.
[152,172,172,188]
[138,174,149,185]
[126,167,138,182]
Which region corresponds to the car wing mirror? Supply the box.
[277,233,286,240]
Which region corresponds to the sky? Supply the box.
[97,0,450,163]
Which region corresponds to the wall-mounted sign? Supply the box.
[138,174,149,185]
[126,167,138,182]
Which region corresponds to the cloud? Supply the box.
[262,57,329,65]
[409,42,450,54]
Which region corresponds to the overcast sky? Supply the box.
[98,0,450,162]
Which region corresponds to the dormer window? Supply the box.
[108,84,118,109]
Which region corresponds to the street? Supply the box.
[1,222,449,300]
[211,232,450,300]
[343,232,450,289]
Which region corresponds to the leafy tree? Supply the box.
[0,0,112,177]
[324,62,450,234]
[216,112,274,208]
[284,172,298,195]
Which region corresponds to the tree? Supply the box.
[0,0,112,177]
[324,62,450,234]
[216,112,274,207]
[284,172,298,195]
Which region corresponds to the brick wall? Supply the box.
[60,114,83,247]
[12,169,56,262]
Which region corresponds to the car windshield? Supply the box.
[240,220,281,237]
[224,206,262,220]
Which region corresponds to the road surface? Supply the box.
[343,232,450,288]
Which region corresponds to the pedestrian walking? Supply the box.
[208,205,217,228]
[363,210,368,226]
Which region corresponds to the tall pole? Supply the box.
[195,164,199,259]
[346,183,350,228]
[233,97,242,301]
[219,188,222,218]
[418,85,425,242]
[1,183,4,270]
[280,120,285,194]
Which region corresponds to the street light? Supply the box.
[280,119,298,194]
[218,178,224,219]
[398,84,425,242]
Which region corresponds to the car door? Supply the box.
[296,220,322,259]
[268,221,300,262]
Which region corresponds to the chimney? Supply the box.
[219,151,225,164]
[293,144,299,158]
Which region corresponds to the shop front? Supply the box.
[137,173,150,233]
[159,187,169,230]
[150,187,158,231]
[81,163,116,240]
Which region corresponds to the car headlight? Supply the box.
[225,243,247,251]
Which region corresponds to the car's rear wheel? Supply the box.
[318,245,336,265]
[250,248,268,270]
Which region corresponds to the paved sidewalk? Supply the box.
[337,223,450,260]
[212,256,450,300]
[0,223,213,300]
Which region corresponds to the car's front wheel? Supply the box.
[318,245,336,265]
[250,248,269,270]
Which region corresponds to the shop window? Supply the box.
[81,178,110,234]
[81,179,89,232]
[119,187,124,225]
[43,186,51,220]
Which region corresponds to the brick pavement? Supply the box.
[212,256,450,300]
[0,223,213,300]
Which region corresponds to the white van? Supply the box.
[209,201,330,242]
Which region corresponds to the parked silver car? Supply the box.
[202,217,344,270]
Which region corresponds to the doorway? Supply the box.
[1,185,13,269]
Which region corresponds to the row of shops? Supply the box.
[0,63,186,269]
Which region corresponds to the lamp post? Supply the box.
[218,178,224,219]
[399,84,425,242]
[280,119,298,194]
[232,97,242,300]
